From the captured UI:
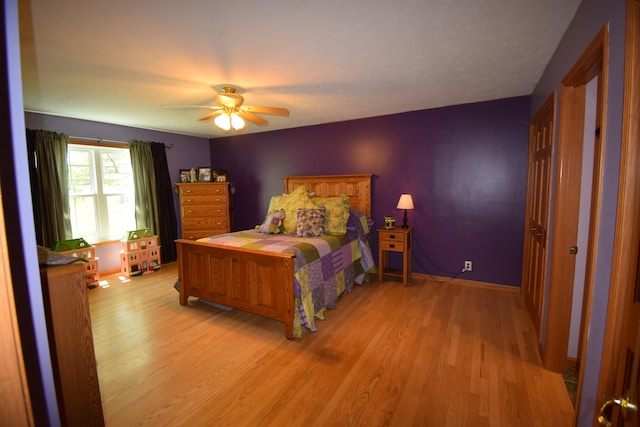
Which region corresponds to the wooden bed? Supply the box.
[176,174,373,339]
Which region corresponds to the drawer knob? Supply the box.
[390,244,395,248]
[187,210,193,213]
[390,234,396,239]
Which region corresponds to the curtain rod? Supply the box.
[69,136,127,144]
[68,136,173,149]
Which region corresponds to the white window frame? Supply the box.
[67,142,136,243]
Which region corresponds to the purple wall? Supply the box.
[24,112,210,271]
[210,96,530,286]
[531,0,627,424]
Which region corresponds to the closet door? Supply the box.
[521,93,555,335]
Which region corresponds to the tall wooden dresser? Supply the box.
[40,263,104,426]
[177,182,232,240]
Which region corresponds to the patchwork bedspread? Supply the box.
[197,210,375,336]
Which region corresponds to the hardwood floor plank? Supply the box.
[88,263,574,426]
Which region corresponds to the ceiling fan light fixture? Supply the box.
[214,112,231,131]
[179,86,288,131]
[230,113,245,130]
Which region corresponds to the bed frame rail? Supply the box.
[177,239,296,338]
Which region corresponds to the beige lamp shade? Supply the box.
[396,194,415,210]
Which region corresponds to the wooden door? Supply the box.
[0,183,34,426]
[596,0,640,424]
[522,94,555,334]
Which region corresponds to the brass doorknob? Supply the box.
[598,396,637,426]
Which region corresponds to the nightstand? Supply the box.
[378,226,413,286]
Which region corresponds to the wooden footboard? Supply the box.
[176,239,296,339]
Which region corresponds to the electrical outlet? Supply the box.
[464,260,472,272]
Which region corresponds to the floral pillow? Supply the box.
[296,207,326,237]
[312,195,350,235]
[256,209,285,234]
[267,186,315,234]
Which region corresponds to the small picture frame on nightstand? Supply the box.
[384,216,396,229]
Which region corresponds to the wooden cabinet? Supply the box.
[378,227,413,286]
[177,182,232,240]
[40,263,104,427]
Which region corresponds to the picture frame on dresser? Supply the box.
[198,167,212,182]
[179,169,190,183]
[216,169,228,182]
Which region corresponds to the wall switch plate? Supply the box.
[464,260,472,272]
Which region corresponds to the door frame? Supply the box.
[542,25,609,376]
[596,0,640,421]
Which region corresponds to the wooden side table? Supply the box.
[378,226,413,286]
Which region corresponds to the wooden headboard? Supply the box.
[282,174,373,217]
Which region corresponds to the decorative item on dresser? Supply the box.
[176,182,233,240]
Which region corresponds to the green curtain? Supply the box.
[128,140,159,234]
[27,129,72,247]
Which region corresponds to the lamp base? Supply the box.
[401,209,409,228]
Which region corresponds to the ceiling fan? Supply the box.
[165,86,289,131]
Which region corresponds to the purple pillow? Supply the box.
[296,207,325,237]
[257,209,285,234]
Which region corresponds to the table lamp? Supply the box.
[396,194,414,229]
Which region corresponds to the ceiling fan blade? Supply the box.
[215,93,244,108]
[198,110,224,121]
[238,111,268,126]
[242,105,290,116]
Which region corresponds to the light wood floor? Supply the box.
[88,263,574,426]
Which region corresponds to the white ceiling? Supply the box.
[19,0,581,139]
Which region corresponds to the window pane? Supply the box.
[68,150,94,195]
[106,194,136,238]
[101,151,133,194]
[69,196,98,238]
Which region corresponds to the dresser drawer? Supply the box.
[182,224,229,240]
[180,194,228,206]
[178,184,228,196]
[182,217,229,229]
[182,228,228,240]
[181,205,229,218]
[182,228,229,240]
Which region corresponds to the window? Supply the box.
[67,144,136,243]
